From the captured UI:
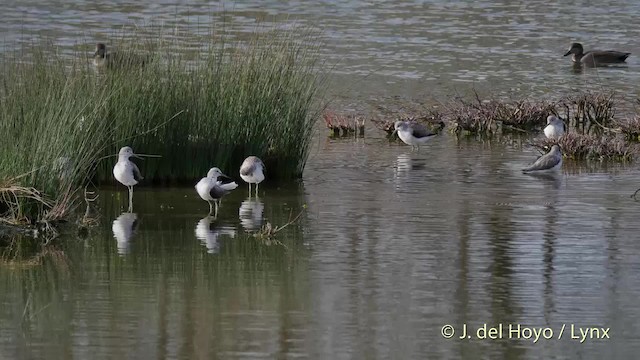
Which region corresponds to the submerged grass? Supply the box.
[0,25,326,224]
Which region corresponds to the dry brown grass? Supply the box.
[445,93,554,135]
[250,206,306,247]
[615,116,640,141]
[323,111,365,137]
[531,132,637,160]
[556,92,616,135]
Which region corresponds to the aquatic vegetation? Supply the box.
[615,115,640,142]
[0,51,114,225]
[0,238,68,269]
[531,133,637,161]
[556,91,616,135]
[0,26,326,224]
[445,93,554,135]
[323,111,365,137]
[90,29,326,183]
[250,206,306,247]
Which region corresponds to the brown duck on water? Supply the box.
[564,42,630,67]
[93,43,149,70]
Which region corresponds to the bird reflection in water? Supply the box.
[522,171,563,190]
[195,216,236,254]
[112,212,139,255]
[394,153,427,186]
[239,197,264,231]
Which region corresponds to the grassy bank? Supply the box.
[0,28,326,224]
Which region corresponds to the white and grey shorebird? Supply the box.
[240,156,265,197]
[392,121,439,151]
[195,168,238,216]
[522,145,563,173]
[544,115,566,139]
[113,146,143,211]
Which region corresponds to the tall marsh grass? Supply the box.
[0,27,326,223]
[91,29,324,183]
[0,50,113,224]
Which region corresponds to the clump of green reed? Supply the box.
[92,28,325,184]
[532,133,637,161]
[0,47,114,224]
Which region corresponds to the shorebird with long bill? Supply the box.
[522,145,563,173]
[195,168,238,217]
[240,156,265,197]
[113,146,144,211]
[392,120,439,151]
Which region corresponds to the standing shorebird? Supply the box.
[564,42,630,67]
[240,156,265,197]
[195,168,238,217]
[113,146,143,212]
[392,121,439,151]
[522,145,563,173]
[544,115,567,139]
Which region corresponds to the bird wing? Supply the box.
[132,162,144,181]
[522,151,561,172]
[209,183,227,199]
[218,174,236,185]
[410,122,435,138]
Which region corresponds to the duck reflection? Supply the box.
[112,212,139,255]
[239,197,264,231]
[195,216,236,254]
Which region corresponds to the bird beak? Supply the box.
[133,154,144,160]
[391,129,398,137]
[563,50,571,56]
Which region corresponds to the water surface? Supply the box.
[2,1,640,359]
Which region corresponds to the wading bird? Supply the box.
[240,156,265,197]
[195,168,238,217]
[113,146,143,212]
[544,115,567,139]
[392,120,440,151]
[522,145,563,173]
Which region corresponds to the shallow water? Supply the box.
[2,1,640,359]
